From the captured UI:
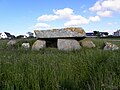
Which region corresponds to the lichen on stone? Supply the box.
[63,27,86,34]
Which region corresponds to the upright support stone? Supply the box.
[57,39,81,51]
[81,40,96,48]
[32,40,46,50]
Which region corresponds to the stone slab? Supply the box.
[34,27,86,39]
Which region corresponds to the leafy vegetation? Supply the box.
[0,38,120,90]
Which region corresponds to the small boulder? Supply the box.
[7,40,17,46]
[81,40,96,48]
[103,42,119,50]
[22,43,30,49]
[32,40,46,50]
[57,39,81,51]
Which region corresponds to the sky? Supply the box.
[0,0,120,36]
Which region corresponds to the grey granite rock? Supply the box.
[32,40,46,50]
[103,42,119,50]
[22,43,30,49]
[7,40,17,46]
[57,39,81,51]
[81,40,96,48]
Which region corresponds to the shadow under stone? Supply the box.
[46,38,58,48]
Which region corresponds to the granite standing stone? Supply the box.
[57,39,81,51]
[81,40,96,48]
[32,40,46,50]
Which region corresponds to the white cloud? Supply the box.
[97,10,112,17]
[64,15,89,27]
[102,0,120,11]
[69,15,84,20]
[90,0,120,12]
[107,22,117,25]
[89,16,100,22]
[89,0,120,17]
[35,23,50,29]
[37,8,74,22]
[37,8,89,23]
[89,1,102,12]
[37,15,59,22]
[36,8,101,28]
[37,8,91,27]
[64,19,89,27]
[53,8,74,18]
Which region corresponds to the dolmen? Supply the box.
[32,27,86,51]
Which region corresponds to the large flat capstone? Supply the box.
[34,27,86,39]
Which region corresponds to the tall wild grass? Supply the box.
[0,38,120,90]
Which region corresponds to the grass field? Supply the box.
[0,38,120,90]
